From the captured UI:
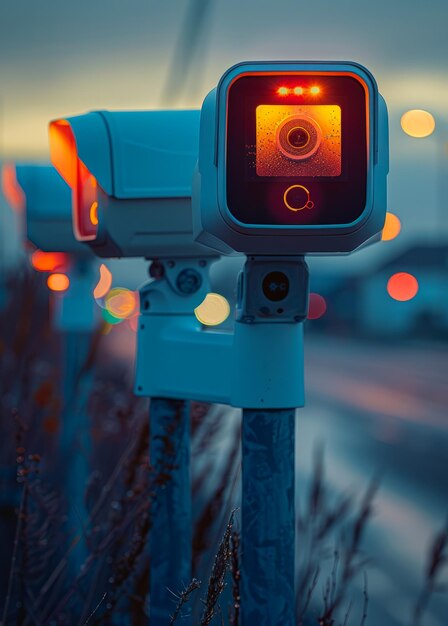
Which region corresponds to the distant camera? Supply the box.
[49,110,217,259]
[2,163,88,254]
[193,61,389,255]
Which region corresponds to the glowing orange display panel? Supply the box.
[226,72,369,226]
[256,105,341,178]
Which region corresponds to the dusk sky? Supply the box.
[1,0,447,272]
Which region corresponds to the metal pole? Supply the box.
[149,397,191,625]
[240,407,296,626]
[60,330,92,572]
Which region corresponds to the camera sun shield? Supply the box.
[193,61,388,255]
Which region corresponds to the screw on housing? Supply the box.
[176,268,202,294]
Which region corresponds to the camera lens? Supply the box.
[262,271,289,302]
[276,115,322,161]
[287,127,310,149]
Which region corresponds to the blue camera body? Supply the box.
[13,165,88,254]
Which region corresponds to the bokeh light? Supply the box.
[382,212,402,241]
[308,293,327,320]
[102,309,123,325]
[47,273,70,292]
[387,272,419,301]
[194,293,230,326]
[105,288,138,319]
[93,263,113,299]
[128,316,139,332]
[31,250,69,272]
[401,109,435,138]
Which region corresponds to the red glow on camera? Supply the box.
[2,163,25,212]
[49,119,98,241]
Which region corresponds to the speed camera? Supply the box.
[49,110,217,259]
[2,163,88,254]
[193,61,389,255]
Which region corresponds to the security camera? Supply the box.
[193,61,388,255]
[3,164,89,255]
[49,110,218,260]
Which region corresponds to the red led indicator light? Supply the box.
[276,86,320,96]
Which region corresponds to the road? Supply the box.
[298,334,448,626]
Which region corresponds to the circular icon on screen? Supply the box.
[276,115,322,161]
[283,185,314,212]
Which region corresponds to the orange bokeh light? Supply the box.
[293,86,304,95]
[93,264,113,299]
[308,293,327,320]
[105,288,138,319]
[47,273,70,292]
[310,86,320,95]
[401,109,435,138]
[31,250,69,272]
[387,272,419,301]
[277,86,289,96]
[1,163,25,212]
[382,212,402,241]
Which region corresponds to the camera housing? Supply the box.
[193,61,389,255]
[2,164,88,254]
[49,110,217,259]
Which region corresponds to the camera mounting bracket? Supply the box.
[236,255,309,324]
[139,256,217,316]
[135,256,306,408]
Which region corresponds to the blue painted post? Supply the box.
[241,408,296,626]
[149,397,191,625]
[60,330,92,571]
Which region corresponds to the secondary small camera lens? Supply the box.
[262,271,290,302]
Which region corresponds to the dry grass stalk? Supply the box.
[199,510,236,626]
[413,518,448,625]
[229,530,240,625]
[170,577,201,625]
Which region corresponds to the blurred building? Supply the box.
[311,243,448,338]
